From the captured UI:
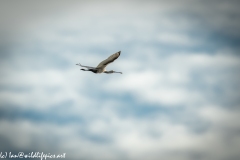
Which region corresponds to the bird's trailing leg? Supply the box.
[76,63,95,69]
[80,68,98,73]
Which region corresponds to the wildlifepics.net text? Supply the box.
[0,152,66,160]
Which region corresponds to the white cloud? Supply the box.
[105,52,240,106]
[1,104,240,160]
[157,32,199,46]
[1,1,240,160]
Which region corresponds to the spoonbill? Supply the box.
[76,51,122,74]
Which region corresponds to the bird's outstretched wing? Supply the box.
[96,51,121,68]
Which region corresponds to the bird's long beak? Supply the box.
[114,71,122,74]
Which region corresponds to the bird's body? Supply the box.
[76,51,122,74]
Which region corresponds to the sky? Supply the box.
[0,0,240,160]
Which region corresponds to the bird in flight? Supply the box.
[76,51,122,74]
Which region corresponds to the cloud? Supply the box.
[1,0,240,160]
[1,105,240,160]
[105,52,240,107]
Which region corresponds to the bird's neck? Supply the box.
[104,71,112,74]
